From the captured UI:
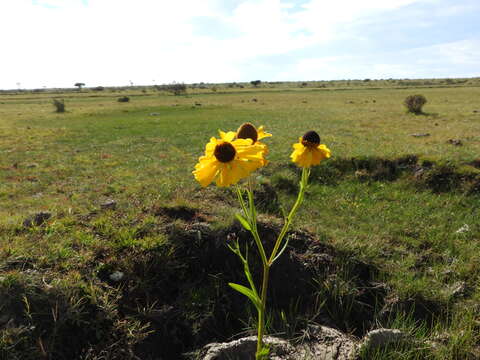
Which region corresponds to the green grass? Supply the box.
[1,81,479,359]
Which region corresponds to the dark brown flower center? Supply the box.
[301,130,320,147]
[214,142,236,163]
[236,122,258,143]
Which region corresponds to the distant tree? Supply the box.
[74,82,85,90]
[250,80,261,87]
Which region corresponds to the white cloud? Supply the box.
[279,38,480,81]
[0,0,476,89]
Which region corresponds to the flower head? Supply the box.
[193,131,266,187]
[236,122,271,165]
[236,122,272,143]
[290,130,331,168]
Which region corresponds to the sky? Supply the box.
[0,0,479,89]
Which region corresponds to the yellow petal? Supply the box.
[204,137,218,156]
[193,159,220,187]
[219,131,237,142]
[318,144,332,158]
[257,126,272,140]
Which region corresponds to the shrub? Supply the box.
[250,80,261,87]
[117,96,130,103]
[163,83,187,96]
[404,94,427,114]
[52,99,65,113]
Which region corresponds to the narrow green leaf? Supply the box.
[256,344,271,360]
[228,282,262,311]
[235,213,251,231]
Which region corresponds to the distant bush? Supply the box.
[162,83,187,95]
[250,80,261,87]
[52,99,65,113]
[404,94,427,114]
[93,86,105,91]
[117,96,130,103]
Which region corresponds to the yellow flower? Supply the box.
[236,122,271,165]
[290,131,331,167]
[193,131,266,187]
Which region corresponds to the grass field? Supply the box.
[1,81,480,359]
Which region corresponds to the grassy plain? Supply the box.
[1,80,480,359]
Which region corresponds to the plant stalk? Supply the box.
[256,263,270,359]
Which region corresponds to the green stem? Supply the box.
[236,185,268,266]
[268,167,310,265]
[256,263,270,359]
[234,168,311,359]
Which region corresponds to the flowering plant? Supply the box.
[193,123,330,359]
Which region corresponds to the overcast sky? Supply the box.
[0,0,479,89]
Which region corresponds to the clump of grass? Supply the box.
[404,94,427,114]
[117,96,130,103]
[52,98,65,113]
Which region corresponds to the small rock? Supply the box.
[413,166,427,179]
[447,139,462,146]
[361,328,405,350]
[23,211,52,227]
[448,281,467,298]
[25,163,38,168]
[101,199,117,210]
[410,133,430,137]
[109,271,124,282]
[455,224,470,233]
[202,336,293,360]
[199,325,357,360]
[149,112,161,116]
[185,222,212,240]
